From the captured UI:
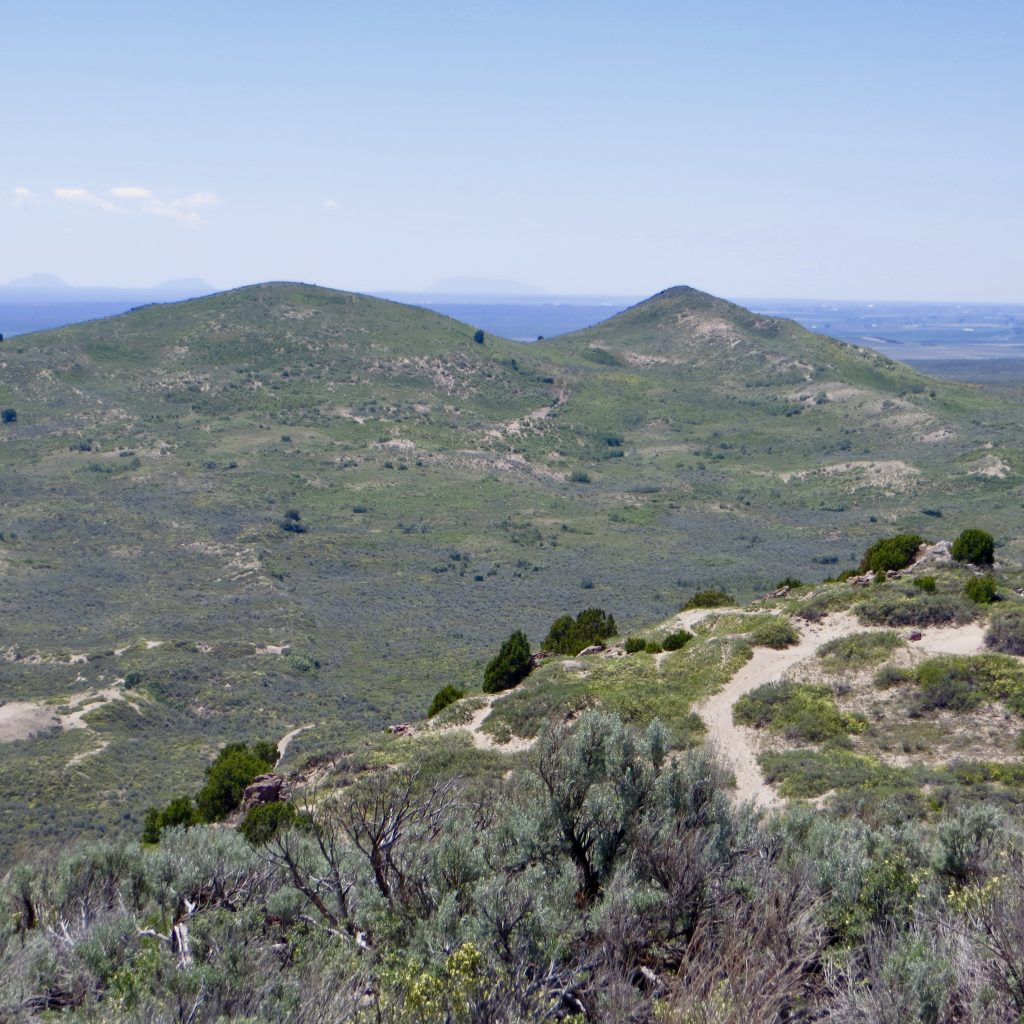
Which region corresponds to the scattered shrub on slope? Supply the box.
[856,592,973,628]
[912,654,1024,716]
[952,528,995,566]
[986,607,1024,656]
[683,588,734,610]
[543,608,617,655]
[239,801,302,846]
[858,534,925,574]
[818,631,903,671]
[428,684,466,718]
[735,681,866,741]
[965,576,998,605]
[483,630,533,693]
[750,618,799,649]
[660,629,693,651]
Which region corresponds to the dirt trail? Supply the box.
[277,723,314,762]
[431,693,536,753]
[693,611,987,809]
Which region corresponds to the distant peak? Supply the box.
[6,272,71,289]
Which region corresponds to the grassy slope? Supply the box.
[0,282,1020,859]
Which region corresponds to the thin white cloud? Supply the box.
[38,185,220,226]
[141,191,221,227]
[323,198,339,209]
[54,187,120,213]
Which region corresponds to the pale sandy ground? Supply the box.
[0,702,60,742]
[693,611,989,809]
[427,693,536,753]
[277,723,314,761]
[0,684,142,765]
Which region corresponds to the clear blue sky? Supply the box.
[5,0,1022,300]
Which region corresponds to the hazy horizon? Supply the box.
[5,1,1023,303]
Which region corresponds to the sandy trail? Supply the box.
[430,693,536,753]
[277,723,314,762]
[693,611,987,809]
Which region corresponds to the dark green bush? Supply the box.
[483,630,533,693]
[142,796,200,843]
[543,608,617,655]
[683,588,734,610]
[644,639,663,654]
[239,801,301,846]
[858,534,924,573]
[951,528,995,566]
[750,619,799,649]
[776,577,803,590]
[428,684,466,718]
[965,576,998,605]
[986,608,1024,656]
[195,742,277,822]
[913,576,936,592]
[251,740,281,766]
[623,636,647,654]
[660,629,693,652]
[569,470,591,484]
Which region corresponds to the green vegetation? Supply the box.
[623,636,647,654]
[238,800,302,845]
[427,684,466,718]
[952,527,996,565]
[913,574,937,592]
[986,607,1024,655]
[858,533,925,573]
[856,589,973,627]
[143,740,278,841]
[683,587,734,610]
[817,630,903,671]
[912,654,1024,716]
[749,617,799,648]
[1,281,1022,862]
[482,630,532,693]
[660,628,693,651]
[542,607,617,654]
[9,709,1024,1022]
[965,575,998,604]
[735,681,867,741]
[483,633,750,746]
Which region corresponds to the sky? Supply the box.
[4,0,1022,301]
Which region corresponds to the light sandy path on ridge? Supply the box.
[429,693,536,753]
[693,611,988,809]
[277,723,315,762]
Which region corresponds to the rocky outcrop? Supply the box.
[240,774,285,812]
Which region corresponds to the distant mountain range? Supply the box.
[1,274,213,302]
